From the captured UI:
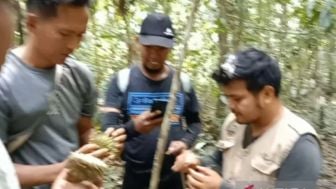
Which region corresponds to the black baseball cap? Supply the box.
[220,49,279,78]
[139,12,175,48]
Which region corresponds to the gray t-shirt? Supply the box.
[0,52,97,189]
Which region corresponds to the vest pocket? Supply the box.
[251,154,280,175]
[217,139,235,151]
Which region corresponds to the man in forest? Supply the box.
[102,12,202,189]
[0,0,125,188]
[172,48,321,189]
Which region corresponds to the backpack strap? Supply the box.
[180,72,191,94]
[117,68,131,93]
[7,64,64,154]
[116,68,192,94]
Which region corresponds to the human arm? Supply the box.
[16,143,111,187]
[77,116,93,146]
[167,87,202,155]
[275,134,321,188]
[102,75,162,139]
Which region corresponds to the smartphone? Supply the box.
[151,99,168,117]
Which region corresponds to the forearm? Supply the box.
[15,162,65,187]
[182,122,201,148]
[79,128,91,146]
[77,116,93,146]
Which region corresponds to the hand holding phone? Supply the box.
[151,99,168,117]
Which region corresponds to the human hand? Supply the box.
[186,166,222,189]
[133,111,163,134]
[166,141,188,155]
[52,169,103,189]
[76,143,110,160]
[171,150,200,173]
[104,127,127,153]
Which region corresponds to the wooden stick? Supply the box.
[149,0,201,188]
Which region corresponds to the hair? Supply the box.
[26,0,91,18]
[212,48,282,96]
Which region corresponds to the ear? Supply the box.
[134,36,140,43]
[26,13,39,33]
[262,85,276,103]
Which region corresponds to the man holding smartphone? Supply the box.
[102,13,202,189]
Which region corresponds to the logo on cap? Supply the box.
[164,28,174,37]
[221,55,237,78]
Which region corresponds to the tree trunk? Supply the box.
[216,0,229,63]
[233,0,246,51]
[122,14,133,66]
[214,0,230,120]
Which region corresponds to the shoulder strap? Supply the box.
[117,68,131,93]
[7,65,64,154]
[180,72,191,93]
[116,68,192,94]
[55,64,63,86]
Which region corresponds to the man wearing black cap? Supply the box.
[102,13,201,189]
[172,48,321,189]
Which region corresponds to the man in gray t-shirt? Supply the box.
[0,1,99,189]
[0,1,20,189]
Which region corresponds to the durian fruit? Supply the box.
[65,152,108,183]
[89,131,120,165]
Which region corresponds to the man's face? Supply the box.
[29,5,89,66]
[141,45,170,73]
[222,80,263,124]
[0,6,15,66]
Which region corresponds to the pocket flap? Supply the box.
[251,154,280,175]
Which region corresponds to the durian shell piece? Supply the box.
[65,152,108,183]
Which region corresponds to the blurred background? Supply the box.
[13,0,336,188]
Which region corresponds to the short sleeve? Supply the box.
[276,134,322,188]
[66,60,98,117]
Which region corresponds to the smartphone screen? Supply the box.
[151,99,168,117]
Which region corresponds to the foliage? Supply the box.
[14,0,336,187]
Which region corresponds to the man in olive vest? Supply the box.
[172,48,321,189]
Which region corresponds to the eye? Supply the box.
[233,97,242,102]
[59,32,70,37]
[77,33,86,39]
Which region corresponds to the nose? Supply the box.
[227,98,236,112]
[67,35,82,52]
[148,47,159,59]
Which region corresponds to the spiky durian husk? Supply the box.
[89,132,118,154]
[65,152,108,183]
[89,132,121,165]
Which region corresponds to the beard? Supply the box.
[234,101,262,125]
[143,64,164,74]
